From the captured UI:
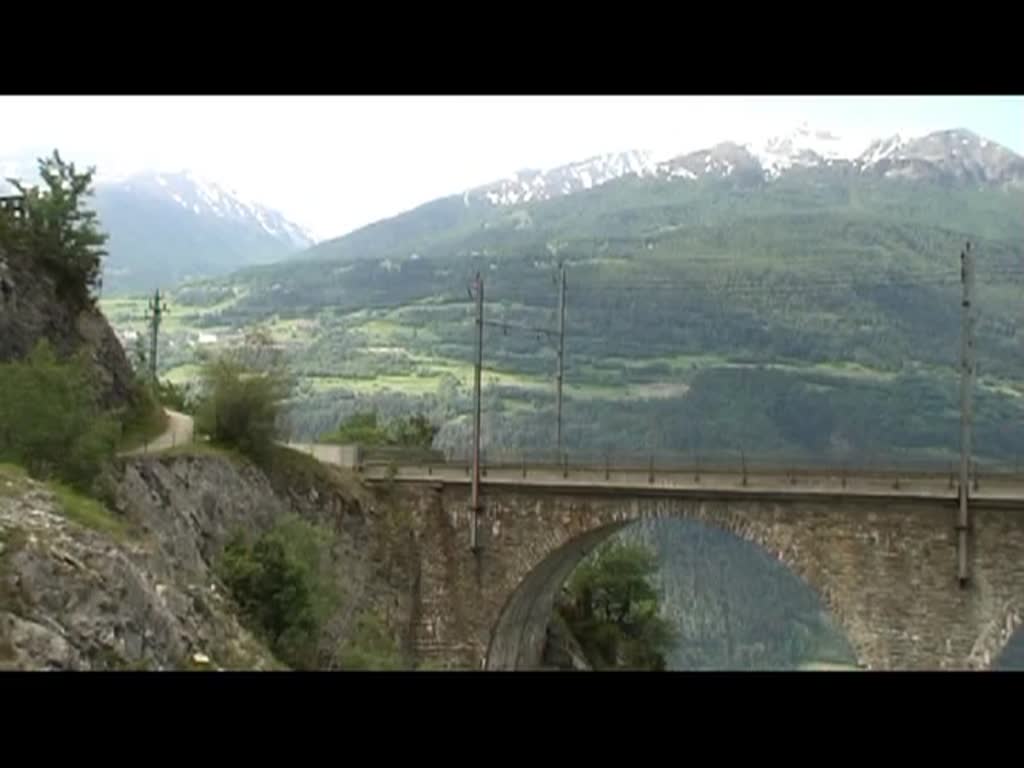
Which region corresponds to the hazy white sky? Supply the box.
[1,96,1021,241]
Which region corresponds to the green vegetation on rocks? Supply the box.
[219,515,337,669]
[219,513,404,670]
[50,481,130,540]
[337,609,403,670]
[555,540,677,670]
[0,340,120,491]
[1,150,107,309]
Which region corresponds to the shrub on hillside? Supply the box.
[118,376,167,445]
[321,410,438,448]
[219,515,338,669]
[157,379,194,414]
[0,340,119,490]
[336,609,403,670]
[195,330,291,460]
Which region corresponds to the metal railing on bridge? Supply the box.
[358,447,1024,482]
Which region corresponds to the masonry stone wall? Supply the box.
[286,443,359,469]
[403,485,1024,670]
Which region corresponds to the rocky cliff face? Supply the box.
[114,452,421,663]
[0,465,278,670]
[0,452,421,671]
[0,243,135,409]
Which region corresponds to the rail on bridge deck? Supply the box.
[354,453,1024,505]
[281,442,1024,503]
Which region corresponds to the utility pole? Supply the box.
[555,263,567,458]
[471,272,484,552]
[146,289,167,384]
[957,241,976,587]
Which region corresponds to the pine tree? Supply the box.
[7,150,107,307]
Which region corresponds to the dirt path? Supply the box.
[123,409,194,456]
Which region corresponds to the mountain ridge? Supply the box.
[98,170,315,249]
[463,126,1024,210]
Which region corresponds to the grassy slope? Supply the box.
[0,463,129,540]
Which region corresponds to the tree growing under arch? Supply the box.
[555,540,677,670]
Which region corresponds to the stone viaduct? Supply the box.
[343,457,1024,671]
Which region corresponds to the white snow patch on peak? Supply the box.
[470,149,660,206]
[746,122,868,177]
[858,134,906,166]
[87,167,315,248]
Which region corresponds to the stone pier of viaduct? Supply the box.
[378,466,1024,671]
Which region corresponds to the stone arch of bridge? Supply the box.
[977,604,1024,670]
[483,503,863,670]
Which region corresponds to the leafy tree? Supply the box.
[555,540,677,670]
[195,330,292,459]
[322,411,390,446]
[321,410,438,448]
[389,413,439,449]
[3,150,107,307]
[157,379,193,414]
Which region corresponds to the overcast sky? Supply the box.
[1,95,1020,241]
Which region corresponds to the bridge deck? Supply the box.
[356,462,1024,508]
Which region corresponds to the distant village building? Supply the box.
[0,180,26,221]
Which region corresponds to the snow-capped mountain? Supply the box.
[746,123,865,178]
[87,170,316,293]
[2,156,316,292]
[657,142,765,182]
[99,171,314,251]
[472,151,659,206]
[467,126,1024,207]
[856,129,1024,187]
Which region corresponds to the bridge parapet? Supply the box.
[359,460,1024,507]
